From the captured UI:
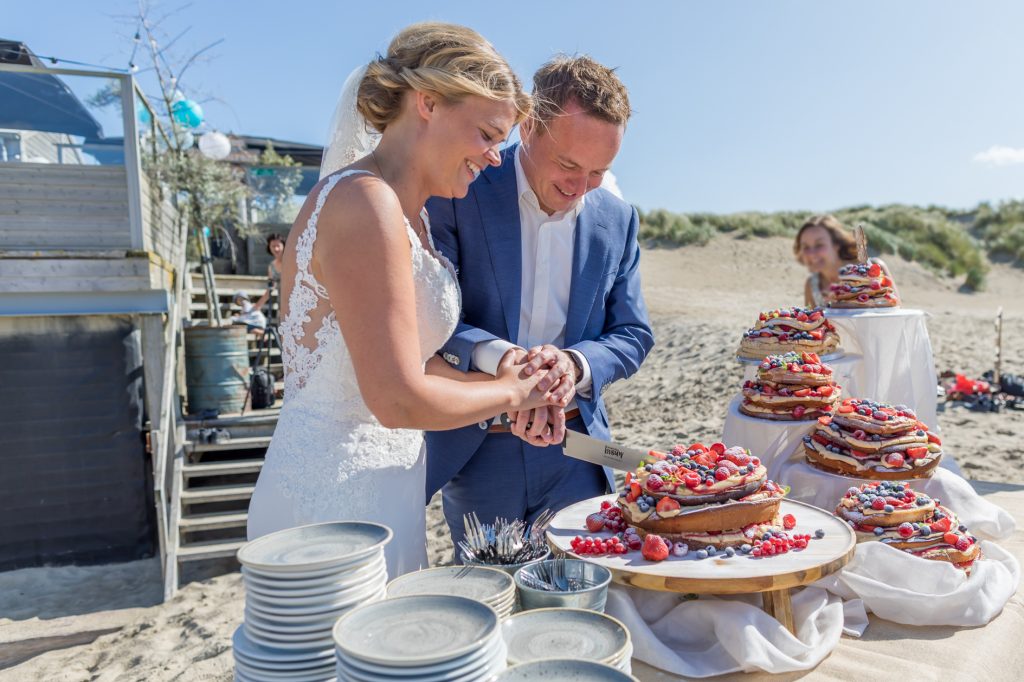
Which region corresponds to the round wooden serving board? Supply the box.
[547,495,856,595]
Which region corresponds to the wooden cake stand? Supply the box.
[546,495,856,634]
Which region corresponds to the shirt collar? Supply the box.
[514,145,585,221]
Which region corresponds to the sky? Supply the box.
[6,0,1024,213]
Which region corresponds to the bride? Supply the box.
[246,23,573,577]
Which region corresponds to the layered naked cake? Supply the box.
[835,481,981,573]
[740,351,840,420]
[830,262,899,308]
[737,307,839,360]
[616,442,787,549]
[803,398,942,479]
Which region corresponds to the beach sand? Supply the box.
[2,235,1022,681]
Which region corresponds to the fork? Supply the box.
[552,555,570,591]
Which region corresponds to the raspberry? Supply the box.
[783,514,797,530]
[641,534,670,562]
[898,522,915,538]
[600,500,612,511]
[714,467,730,481]
[682,472,701,489]
[645,474,664,492]
[955,536,972,552]
[871,497,886,510]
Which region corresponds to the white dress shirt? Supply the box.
[471,147,593,402]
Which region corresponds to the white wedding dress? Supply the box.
[247,169,461,578]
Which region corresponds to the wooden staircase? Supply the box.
[162,274,285,596]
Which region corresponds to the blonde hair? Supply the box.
[531,54,632,126]
[357,22,531,133]
[794,214,859,262]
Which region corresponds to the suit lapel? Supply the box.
[565,205,611,346]
[476,150,522,342]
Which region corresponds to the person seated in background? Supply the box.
[254,233,286,320]
[794,214,896,307]
[231,291,267,336]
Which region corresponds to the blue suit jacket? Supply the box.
[424,145,654,498]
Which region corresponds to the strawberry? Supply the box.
[723,450,751,466]
[796,312,809,322]
[641,534,670,562]
[955,536,972,552]
[794,388,812,397]
[682,472,702,489]
[648,450,668,461]
[656,497,681,514]
[630,482,642,498]
[868,263,882,277]
[718,460,741,474]
[927,433,942,446]
[710,442,726,455]
[881,276,893,287]
[930,516,952,533]
[850,449,868,459]
[624,471,633,486]
[783,514,797,530]
[838,404,855,413]
[906,447,929,460]
[818,386,834,397]
[882,452,905,468]
[943,531,960,546]
[585,513,606,532]
[809,329,824,340]
[688,443,707,453]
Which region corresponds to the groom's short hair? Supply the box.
[532,55,632,127]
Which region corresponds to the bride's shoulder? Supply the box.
[313,171,405,244]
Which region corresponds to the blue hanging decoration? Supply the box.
[171,99,204,129]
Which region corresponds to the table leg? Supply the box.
[761,588,796,634]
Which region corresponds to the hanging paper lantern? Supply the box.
[172,99,204,129]
[174,128,195,149]
[198,131,232,160]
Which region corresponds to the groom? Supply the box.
[426,55,654,549]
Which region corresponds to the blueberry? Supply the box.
[644,464,653,471]
[740,544,753,554]
[695,549,709,560]
[762,532,772,541]
[814,529,825,539]
[883,505,894,513]
[916,430,925,436]
[830,423,841,431]
[958,524,967,532]
[803,436,812,444]
[724,546,736,557]
[847,487,860,496]
[873,527,885,536]
[916,497,930,506]
[706,546,717,555]
[919,525,930,536]
[933,511,945,520]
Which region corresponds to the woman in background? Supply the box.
[794,214,895,307]
[254,233,286,320]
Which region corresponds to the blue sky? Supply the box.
[7,0,1024,213]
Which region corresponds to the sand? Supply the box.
[2,235,1022,681]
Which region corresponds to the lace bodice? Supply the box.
[247,169,461,575]
[279,169,460,403]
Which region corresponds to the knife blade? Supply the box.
[562,430,651,473]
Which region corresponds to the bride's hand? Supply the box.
[508,405,566,447]
[497,351,569,411]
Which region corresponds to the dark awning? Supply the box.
[0,39,104,139]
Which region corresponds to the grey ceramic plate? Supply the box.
[333,595,498,667]
[237,522,391,572]
[494,659,635,681]
[386,565,515,602]
[502,609,629,665]
[231,625,333,663]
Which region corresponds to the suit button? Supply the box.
[478,421,488,430]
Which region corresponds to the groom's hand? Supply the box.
[523,344,577,407]
[509,405,566,447]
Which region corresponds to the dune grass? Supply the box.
[637,202,1023,291]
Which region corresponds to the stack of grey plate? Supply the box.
[386,565,516,619]
[495,659,638,680]
[232,521,392,682]
[333,595,507,680]
[502,608,633,674]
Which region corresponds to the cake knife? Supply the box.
[562,429,652,473]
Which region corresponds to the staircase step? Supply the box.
[179,511,249,532]
[180,483,256,503]
[177,539,246,562]
[183,459,264,477]
[186,436,272,453]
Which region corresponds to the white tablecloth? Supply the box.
[824,307,938,431]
